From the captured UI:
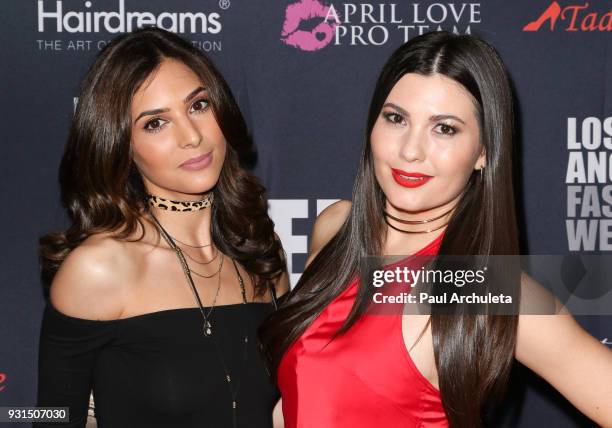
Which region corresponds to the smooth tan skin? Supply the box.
[290,73,612,426]
[371,73,485,252]
[50,58,289,425]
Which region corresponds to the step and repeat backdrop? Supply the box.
[1,0,610,426]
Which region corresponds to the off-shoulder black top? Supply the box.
[35,296,284,428]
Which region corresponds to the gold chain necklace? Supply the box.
[181,246,219,265]
[188,256,224,279]
[148,212,250,427]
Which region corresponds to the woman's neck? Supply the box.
[382,198,455,255]
[144,191,215,257]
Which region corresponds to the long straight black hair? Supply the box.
[259,31,520,427]
[39,27,285,296]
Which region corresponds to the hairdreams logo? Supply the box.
[280,0,482,51]
[38,0,222,34]
[523,1,611,32]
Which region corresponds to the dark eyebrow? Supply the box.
[383,102,408,117]
[430,114,466,125]
[183,86,207,103]
[382,103,466,125]
[134,86,208,124]
[134,107,169,124]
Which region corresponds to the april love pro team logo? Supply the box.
[281,0,338,51]
[281,0,482,51]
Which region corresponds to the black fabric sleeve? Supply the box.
[34,303,119,427]
[276,290,290,306]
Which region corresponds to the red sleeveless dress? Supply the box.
[278,232,448,427]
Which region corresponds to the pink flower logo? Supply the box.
[281,0,338,51]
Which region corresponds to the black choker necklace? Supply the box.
[383,206,452,233]
[146,192,213,212]
[383,206,452,224]
[384,216,448,234]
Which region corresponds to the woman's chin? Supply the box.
[385,194,430,214]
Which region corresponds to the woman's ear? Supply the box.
[475,146,486,170]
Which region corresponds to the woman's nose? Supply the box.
[178,117,202,149]
[399,127,426,162]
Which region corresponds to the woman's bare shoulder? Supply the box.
[49,232,136,320]
[306,199,352,267]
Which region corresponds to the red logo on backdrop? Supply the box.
[523,1,611,32]
[0,372,6,392]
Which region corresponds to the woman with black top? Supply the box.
[36,27,288,428]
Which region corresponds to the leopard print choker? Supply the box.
[146,192,214,212]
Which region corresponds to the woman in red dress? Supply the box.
[260,31,612,427]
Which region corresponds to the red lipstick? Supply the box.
[179,151,213,171]
[391,168,433,188]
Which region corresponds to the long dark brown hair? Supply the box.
[39,27,285,296]
[259,31,520,427]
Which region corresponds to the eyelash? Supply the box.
[143,98,210,134]
[434,123,458,136]
[383,111,405,126]
[382,111,458,136]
